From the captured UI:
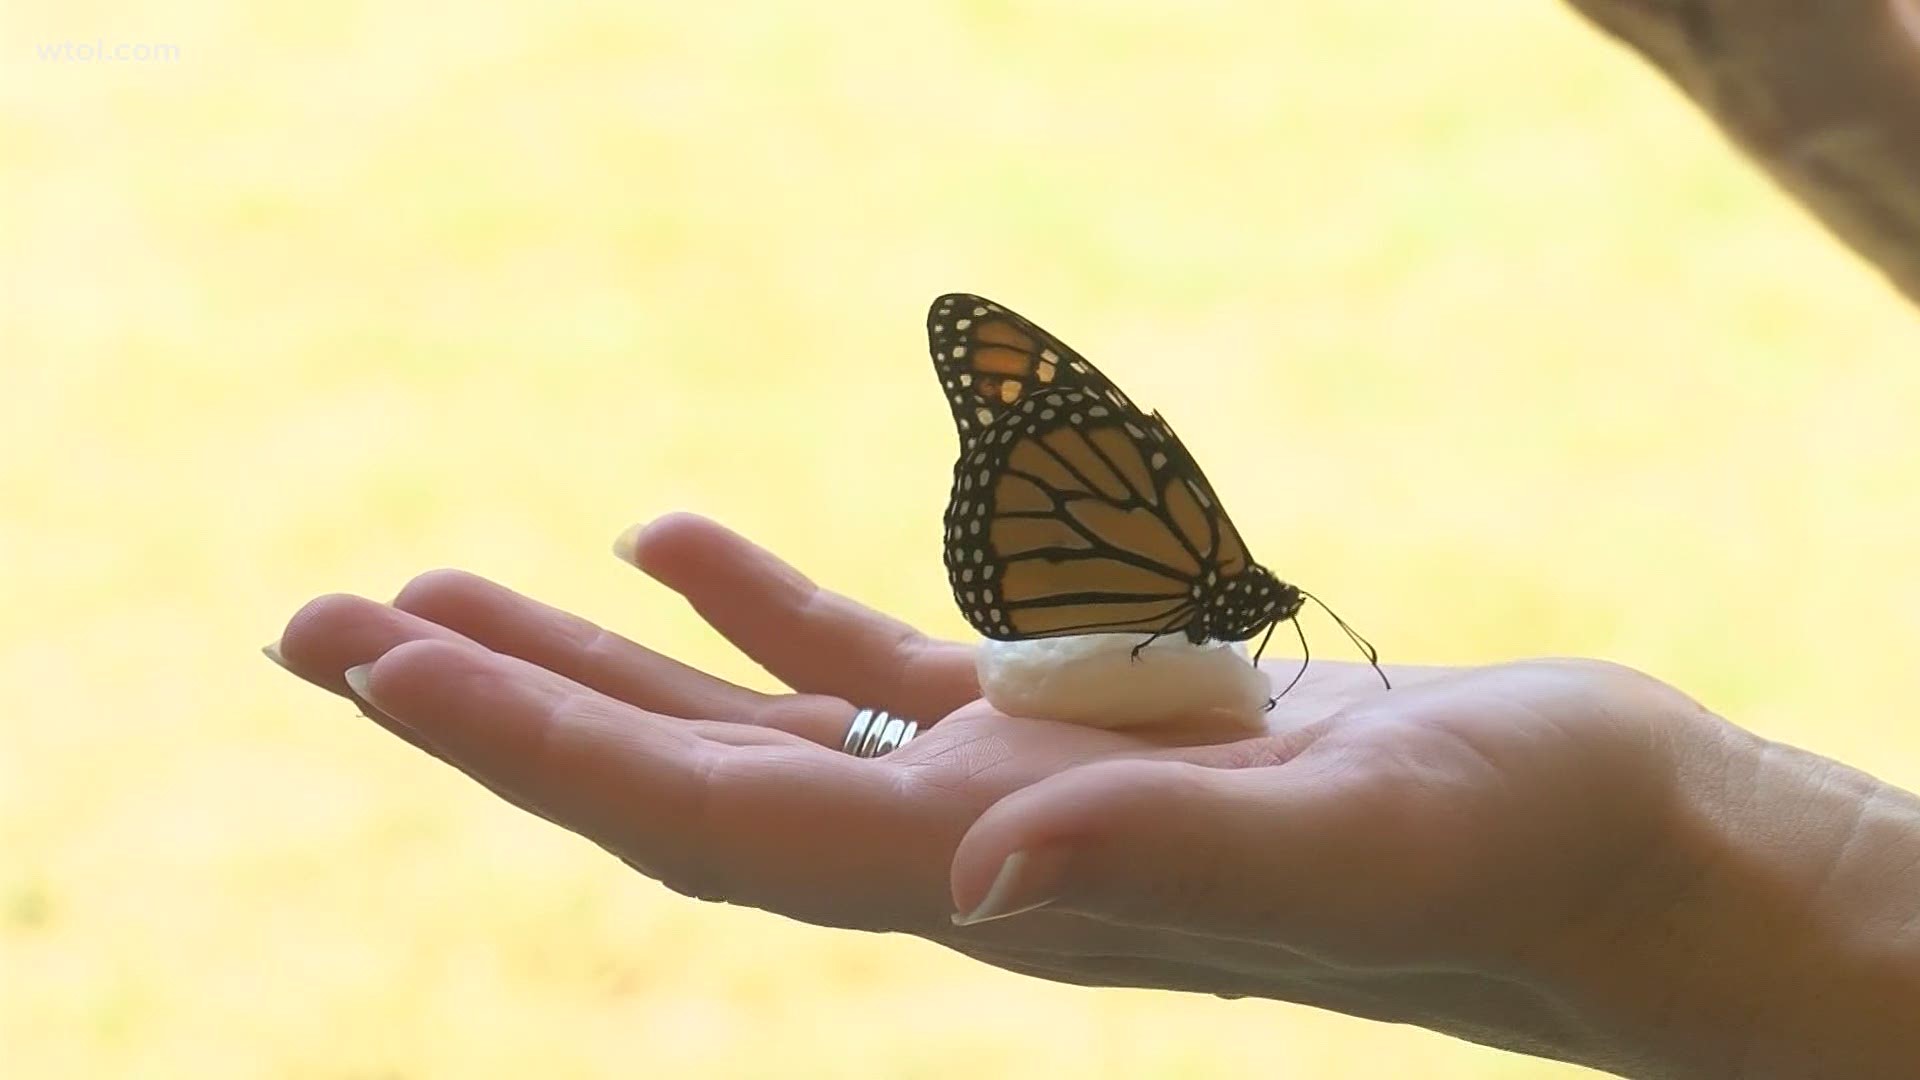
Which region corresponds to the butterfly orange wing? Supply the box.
[928,293,1138,450]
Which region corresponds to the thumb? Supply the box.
[949,756,1422,945]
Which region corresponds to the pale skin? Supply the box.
[268,512,1920,1079]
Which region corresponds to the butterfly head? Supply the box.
[1201,566,1305,643]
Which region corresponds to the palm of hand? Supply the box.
[912,659,1681,994]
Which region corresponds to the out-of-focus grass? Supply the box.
[3,2,1917,1076]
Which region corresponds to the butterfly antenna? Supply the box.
[1301,590,1390,690]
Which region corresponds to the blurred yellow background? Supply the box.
[5,2,1918,1077]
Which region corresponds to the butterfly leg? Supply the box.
[1266,617,1312,710]
[1128,630,1170,662]
[1252,619,1283,711]
[1128,609,1197,662]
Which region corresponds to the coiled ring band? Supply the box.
[842,707,919,758]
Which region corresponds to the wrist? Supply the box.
[1531,709,1920,1078]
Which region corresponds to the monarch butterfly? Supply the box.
[927,293,1385,687]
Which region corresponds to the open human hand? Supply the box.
[267,513,1911,1077]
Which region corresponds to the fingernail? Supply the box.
[952,849,1064,926]
[610,523,646,566]
[343,662,378,705]
[262,641,292,672]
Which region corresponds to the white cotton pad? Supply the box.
[976,634,1271,731]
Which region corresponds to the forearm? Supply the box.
[1566,0,1920,306]
[1538,709,1920,1078]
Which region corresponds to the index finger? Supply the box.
[618,513,980,722]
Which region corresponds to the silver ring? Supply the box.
[842,707,919,758]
